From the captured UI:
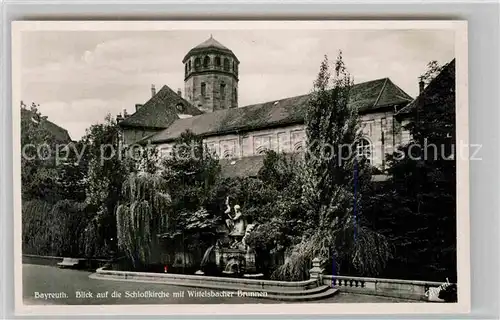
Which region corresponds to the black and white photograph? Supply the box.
[12,21,469,315]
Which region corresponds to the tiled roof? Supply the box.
[146,78,413,144]
[219,154,393,182]
[183,36,239,63]
[194,36,230,51]
[219,156,266,178]
[119,85,203,129]
[21,108,72,143]
[397,59,455,116]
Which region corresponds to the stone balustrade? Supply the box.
[322,274,445,301]
[308,257,447,301]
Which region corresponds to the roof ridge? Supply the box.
[386,78,413,101]
[154,77,401,124]
[372,78,389,107]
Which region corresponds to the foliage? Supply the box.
[116,172,171,266]
[162,131,221,212]
[22,199,93,257]
[20,102,61,203]
[55,141,87,202]
[82,115,128,255]
[50,200,93,256]
[420,60,444,86]
[369,60,456,281]
[22,200,54,255]
[160,131,222,240]
[272,52,391,280]
[115,131,223,266]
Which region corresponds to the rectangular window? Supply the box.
[277,132,289,153]
[242,137,251,157]
[220,83,226,100]
[201,82,206,97]
[206,142,217,156]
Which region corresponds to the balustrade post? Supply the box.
[309,257,325,284]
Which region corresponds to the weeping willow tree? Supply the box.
[22,200,54,255]
[272,52,392,281]
[116,172,171,267]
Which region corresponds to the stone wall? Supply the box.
[184,51,239,113]
[185,73,238,113]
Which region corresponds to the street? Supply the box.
[23,264,410,305]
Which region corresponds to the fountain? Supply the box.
[196,196,262,278]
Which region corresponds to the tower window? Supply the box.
[215,56,221,67]
[195,57,201,68]
[203,56,210,68]
[201,82,206,97]
[188,60,191,71]
[185,64,188,75]
[232,61,236,72]
[233,88,237,102]
[223,58,230,71]
[220,83,226,100]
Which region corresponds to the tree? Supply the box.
[22,199,93,257]
[273,52,391,280]
[158,131,223,262]
[20,102,60,202]
[116,172,171,267]
[55,141,87,202]
[373,60,456,281]
[80,115,128,257]
[420,60,444,87]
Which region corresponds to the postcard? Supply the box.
[12,20,469,316]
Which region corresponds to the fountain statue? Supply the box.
[196,196,260,277]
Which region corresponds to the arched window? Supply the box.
[203,56,210,68]
[255,146,267,155]
[215,56,221,67]
[293,141,304,152]
[194,57,201,68]
[223,149,233,158]
[254,135,271,155]
[356,138,372,164]
[223,58,230,71]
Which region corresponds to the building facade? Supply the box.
[119,36,417,175]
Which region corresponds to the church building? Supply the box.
[118,36,416,176]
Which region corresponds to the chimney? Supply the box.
[177,88,182,97]
[151,84,156,97]
[135,104,143,111]
[418,78,425,94]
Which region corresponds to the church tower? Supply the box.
[183,35,239,113]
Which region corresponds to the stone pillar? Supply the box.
[244,251,256,273]
[309,257,325,283]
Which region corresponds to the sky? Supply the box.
[20,29,455,140]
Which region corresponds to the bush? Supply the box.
[22,199,93,257]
